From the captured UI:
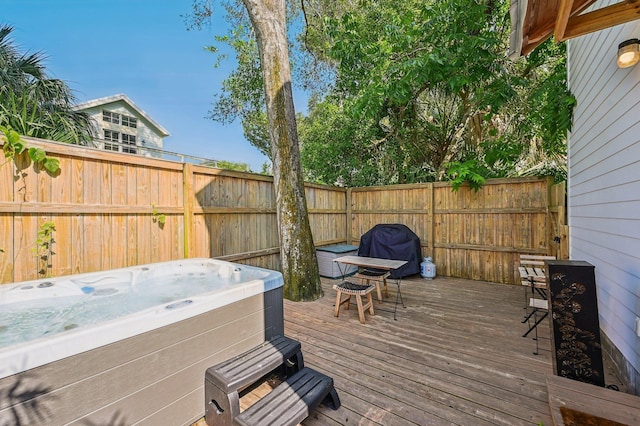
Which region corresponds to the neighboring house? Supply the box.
[511,0,640,394]
[75,94,170,158]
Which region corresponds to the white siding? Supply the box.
[567,0,640,378]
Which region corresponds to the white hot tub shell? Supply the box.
[0,258,284,425]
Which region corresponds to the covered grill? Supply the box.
[357,224,422,279]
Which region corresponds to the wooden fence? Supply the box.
[0,137,566,285]
[348,178,566,284]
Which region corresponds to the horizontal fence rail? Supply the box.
[0,137,565,285]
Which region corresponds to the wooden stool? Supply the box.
[354,269,390,303]
[333,281,375,324]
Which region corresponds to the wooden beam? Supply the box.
[555,0,575,41]
[518,0,629,55]
[526,0,598,44]
[525,19,556,45]
[561,0,640,41]
[215,247,280,262]
[0,201,183,214]
[432,242,549,254]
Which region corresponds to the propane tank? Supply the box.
[420,257,436,279]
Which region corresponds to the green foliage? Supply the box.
[0,124,25,161]
[29,147,60,173]
[151,204,166,228]
[184,1,339,158]
[209,27,270,155]
[184,2,297,157]
[445,160,486,192]
[298,98,388,186]
[185,0,572,188]
[259,162,272,175]
[33,221,56,278]
[0,25,94,145]
[240,110,270,157]
[327,0,505,112]
[297,0,572,187]
[304,0,512,185]
[525,41,575,155]
[1,125,60,174]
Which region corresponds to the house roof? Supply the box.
[509,0,640,59]
[75,94,170,136]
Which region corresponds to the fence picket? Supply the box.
[0,137,566,285]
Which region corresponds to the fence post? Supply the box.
[546,178,569,259]
[556,181,569,259]
[428,182,435,258]
[546,176,553,257]
[183,163,194,259]
[346,188,352,245]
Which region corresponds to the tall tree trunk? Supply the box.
[242,0,322,301]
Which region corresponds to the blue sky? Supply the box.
[2,0,292,171]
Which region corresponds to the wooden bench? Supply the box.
[235,367,341,426]
[204,335,304,426]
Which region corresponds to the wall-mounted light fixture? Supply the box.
[617,38,640,68]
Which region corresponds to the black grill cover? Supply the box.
[357,224,422,278]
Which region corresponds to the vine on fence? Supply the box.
[0,125,61,174]
[33,221,56,278]
[151,204,166,228]
[1,127,62,278]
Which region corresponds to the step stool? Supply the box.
[204,335,304,426]
[235,367,340,426]
[354,268,390,303]
[333,280,375,324]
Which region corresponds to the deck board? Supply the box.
[288,276,556,426]
[194,275,625,426]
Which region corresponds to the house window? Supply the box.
[121,115,137,128]
[121,133,137,154]
[102,111,137,128]
[102,130,137,153]
[103,110,119,124]
[103,130,119,151]
[104,129,118,141]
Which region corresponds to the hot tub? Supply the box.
[0,258,284,425]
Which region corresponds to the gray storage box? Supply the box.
[316,244,358,278]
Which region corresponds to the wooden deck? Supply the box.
[285,275,556,426]
[194,274,626,426]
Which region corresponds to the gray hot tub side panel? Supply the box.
[0,286,284,426]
